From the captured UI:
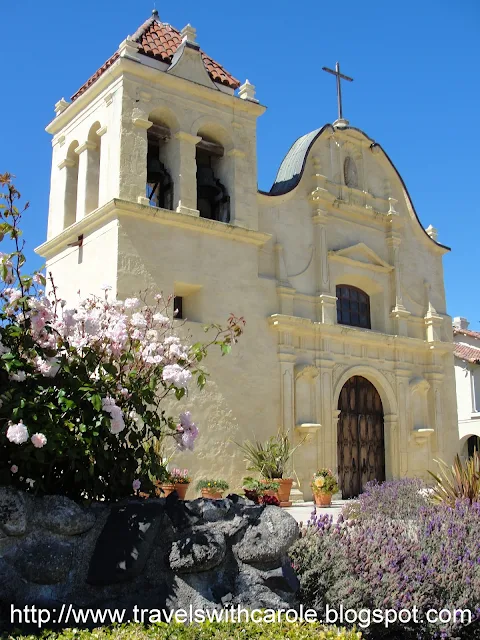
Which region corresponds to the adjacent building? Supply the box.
[453,317,480,458]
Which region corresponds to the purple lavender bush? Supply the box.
[342,477,429,522]
[290,499,480,639]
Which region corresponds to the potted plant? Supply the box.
[167,468,191,500]
[242,477,280,505]
[311,469,339,507]
[196,479,229,499]
[236,432,303,506]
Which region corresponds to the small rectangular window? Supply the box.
[173,296,183,320]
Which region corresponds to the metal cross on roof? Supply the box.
[322,62,353,122]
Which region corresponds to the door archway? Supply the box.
[337,376,385,498]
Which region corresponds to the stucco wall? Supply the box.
[37,46,459,498]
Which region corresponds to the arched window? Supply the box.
[336,285,371,329]
[63,141,79,229]
[196,136,230,223]
[146,123,173,210]
[467,435,480,458]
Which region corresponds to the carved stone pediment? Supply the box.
[167,41,218,90]
[328,243,393,273]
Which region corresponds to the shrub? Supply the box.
[235,432,302,479]
[290,500,480,639]
[429,452,480,505]
[0,174,245,500]
[196,478,229,491]
[341,477,429,522]
[0,621,362,639]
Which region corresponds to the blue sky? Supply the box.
[1,0,479,326]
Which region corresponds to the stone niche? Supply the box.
[0,487,299,629]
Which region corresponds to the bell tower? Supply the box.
[37,11,266,301]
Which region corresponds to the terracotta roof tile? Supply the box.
[453,327,480,340]
[71,16,239,102]
[454,342,480,364]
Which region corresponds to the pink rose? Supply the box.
[10,465,18,473]
[31,433,47,448]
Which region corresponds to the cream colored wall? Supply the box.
[37,49,459,499]
[114,214,280,491]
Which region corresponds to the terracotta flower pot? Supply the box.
[173,483,189,500]
[260,479,277,497]
[314,492,332,507]
[158,483,175,498]
[276,478,293,507]
[201,488,224,500]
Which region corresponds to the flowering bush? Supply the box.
[0,174,244,500]
[341,477,429,522]
[290,494,480,638]
[311,469,338,495]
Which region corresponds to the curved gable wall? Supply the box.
[265,124,449,252]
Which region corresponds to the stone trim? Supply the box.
[35,199,271,260]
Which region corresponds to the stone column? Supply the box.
[383,413,399,479]
[279,349,303,500]
[387,200,410,335]
[96,125,108,208]
[75,141,100,221]
[395,372,411,478]
[172,131,201,216]
[51,157,77,236]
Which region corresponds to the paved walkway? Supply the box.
[284,500,346,525]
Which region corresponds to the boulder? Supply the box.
[0,487,27,536]
[233,505,299,565]
[168,528,226,573]
[14,536,73,584]
[40,495,95,535]
[87,501,165,585]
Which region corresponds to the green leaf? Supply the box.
[90,394,102,411]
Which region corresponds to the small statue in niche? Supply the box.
[344,156,358,189]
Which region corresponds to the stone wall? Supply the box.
[0,488,299,629]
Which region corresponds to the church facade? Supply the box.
[37,12,458,499]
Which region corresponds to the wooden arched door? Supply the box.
[337,376,385,498]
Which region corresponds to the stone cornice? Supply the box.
[46,57,266,135]
[268,313,454,353]
[35,199,271,259]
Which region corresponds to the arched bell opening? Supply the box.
[195,133,230,223]
[146,121,174,210]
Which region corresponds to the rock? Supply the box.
[40,495,96,535]
[233,564,294,609]
[14,536,73,584]
[0,487,27,536]
[168,528,226,573]
[0,558,24,603]
[233,505,299,565]
[261,560,300,594]
[202,499,232,522]
[166,493,202,530]
[87,501,165,585]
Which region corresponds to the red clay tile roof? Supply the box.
[71,15,240,102]
[454,327,480,340]
[454,342,480,364]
